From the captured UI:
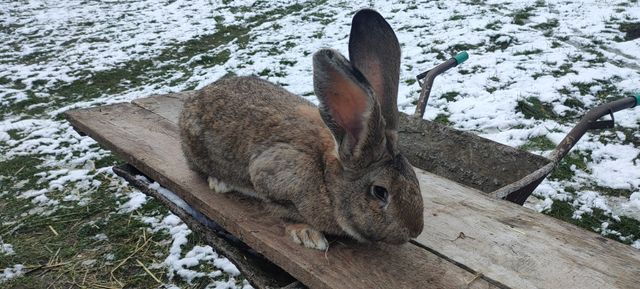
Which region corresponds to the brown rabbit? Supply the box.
[179,9,423,250]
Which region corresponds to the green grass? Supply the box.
[544,201,640,245]
[0,156,238,288]
[513,48,543,56]
[516,97,557,120]
[619,22,640,41]
[570,78,628,101]
[440,91,460,102]
[512,7,535,25]
[519,136,555,151]
[548,152,590,181]
[532,19,559,30]
[433,113,452,125]
[551,62,578,77]
[487,34,514,52]
[485,21,502,30]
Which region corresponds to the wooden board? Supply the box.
[67,92,640,289]
[66,103,497,289]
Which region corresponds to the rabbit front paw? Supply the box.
[285,223,328,251]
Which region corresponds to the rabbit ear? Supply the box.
[349,9,401,131]
[313,49,384,160]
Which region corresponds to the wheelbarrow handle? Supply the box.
[550,95,639,163]
[490,94,638,203]
[413,52,469,118]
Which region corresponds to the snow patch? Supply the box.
[590,144,640,190]
[0,265,24,283]
[141,213,242,284]
[0,239,15,256]
[573,191,611,219]
[93,233,108,241]
[633,240,640,250]
[118,191,148,213]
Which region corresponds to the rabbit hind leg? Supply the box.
[207,176,233,193]
[207,176,261,199]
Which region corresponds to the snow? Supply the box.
[590,144,640,190]
[573,191,611,219]
[140,213,244,285]
[81,259,97,267]
[93,233,109,241]
[0,239,14,256]
[118,191,149,213]
[0,265,24,283]
[633,240,640,250]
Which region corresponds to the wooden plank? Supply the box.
[66,103,498,289]
[133,91,196,122]
[134,92,640,289]
[415,171,640,289]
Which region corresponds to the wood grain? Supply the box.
[132,92,640,289]
[415,170,640,289]
[66,103,497,289]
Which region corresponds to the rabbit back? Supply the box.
[179,76,334,197]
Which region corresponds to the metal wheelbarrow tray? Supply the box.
[64,54,640,289]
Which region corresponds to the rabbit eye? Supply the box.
[370,185,389,205]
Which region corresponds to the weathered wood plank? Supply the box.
[66,103,497,289]
[134,92,640,289]
[415,170,640,289]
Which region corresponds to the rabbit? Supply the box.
[179,9,424,250]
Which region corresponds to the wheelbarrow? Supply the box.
[400,51,640,205]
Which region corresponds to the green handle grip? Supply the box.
[454,51,469,65]
[635,93,640,107]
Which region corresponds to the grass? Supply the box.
[487,34,514,52]
[570,78,628,101]
[0,156,239,288]
[519,136,555,151]
[551,62,578,77]
[512,7,535,25]
[548,152,590,181]
[516,97,557,120]
[433,113,452,125]
[619,22,640,41]
[485,21,502,31]
[532,19,559,30]
[513,49,543,56]
[440,91,460,102]
[544,201,640,245]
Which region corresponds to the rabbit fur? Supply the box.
[179,9,424,250]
